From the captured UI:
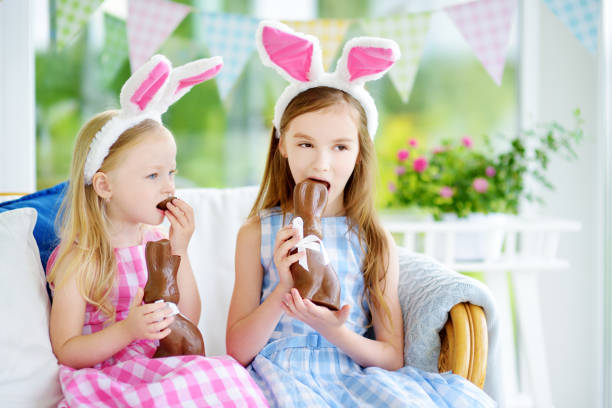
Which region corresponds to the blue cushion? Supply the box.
[0,181,67,271]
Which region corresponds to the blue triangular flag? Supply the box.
[542,0,600,55]
[199,12,260,99]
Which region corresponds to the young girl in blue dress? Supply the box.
[226,21,496,407]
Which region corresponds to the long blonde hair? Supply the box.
[47,110,163,318]
[250,87,391,325]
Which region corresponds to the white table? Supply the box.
[381,213,581,408]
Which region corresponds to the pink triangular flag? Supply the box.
[445,0,517,85]
[127,0,191,72]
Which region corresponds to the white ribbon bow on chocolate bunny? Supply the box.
[291,217,330,272]
[83,54,223,185]
[256,20,400,140]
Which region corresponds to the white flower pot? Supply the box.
[435,213,507,262]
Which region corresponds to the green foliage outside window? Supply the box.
[36,0,517,216]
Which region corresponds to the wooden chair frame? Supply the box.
[438,302,488,389]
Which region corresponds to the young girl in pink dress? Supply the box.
[46,54,268,407]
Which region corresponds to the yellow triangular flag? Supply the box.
[284,19,352,71]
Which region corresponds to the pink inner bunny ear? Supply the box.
[347,46,395,82]
[175,64,222,94]
[262,26,313,82]
[130,61,170,110]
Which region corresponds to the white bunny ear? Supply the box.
[157,56,223,113]
[335,37,400,85]
[119,54,172,116]
[256,20,324,83]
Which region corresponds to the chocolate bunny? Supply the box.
[289,179,341,310]
[143,239,205,357]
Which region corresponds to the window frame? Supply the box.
[0,0,36,193]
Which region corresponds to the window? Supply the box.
[34,0,517,212]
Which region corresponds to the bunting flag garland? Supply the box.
[52,0,599,106]
[127,0,191,71]
[361,13,432,103]
[100,13,129,85]
[542,0,600,55]
[445,0,517,85]
[284,19,352,70]
[55,0,104,49]
[198,12,260,100]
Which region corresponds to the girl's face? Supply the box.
[105,127,177,227]
[280,103,360,217]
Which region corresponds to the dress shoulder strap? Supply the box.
[142,227,166,243]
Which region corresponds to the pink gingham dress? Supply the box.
[47,229,268,407]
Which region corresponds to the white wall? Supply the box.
[602,2,612,406]
[0,0,35,193]
[525,3,601,407]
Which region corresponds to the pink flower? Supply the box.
[395,166,406,176]
[397,149,409,162]
[413,157,428,173]
[433,146,445,154]
[486,166,496,177]
[408,138,418,147]
[388,182,397,193]
[473,177,488,193]
[439,186,454,198]
[462,136,473,148]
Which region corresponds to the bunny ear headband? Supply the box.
[256,20,400,140]
[83,54,223,185]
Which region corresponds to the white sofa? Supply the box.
[0,186,501,407]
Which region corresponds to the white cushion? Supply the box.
[177,186,259,356]
[0,208,61,407]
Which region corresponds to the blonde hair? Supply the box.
[250,87,392,326]
[47,110,163,318]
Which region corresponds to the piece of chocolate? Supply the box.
[144,239,205,357]
[289,179,341,310]
[156,196,177,211]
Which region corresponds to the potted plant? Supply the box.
[386,110,584,261]
[388,109,584,221]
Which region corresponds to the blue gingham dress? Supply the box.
[248,208,496,408]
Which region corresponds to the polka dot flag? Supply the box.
[361,13,433,103]
[542,0,600,55]
[55,0,103,49]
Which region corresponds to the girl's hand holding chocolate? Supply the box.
[165,198,195,256]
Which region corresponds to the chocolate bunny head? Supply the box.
[143,239,181,304]
[293,179,328,237]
